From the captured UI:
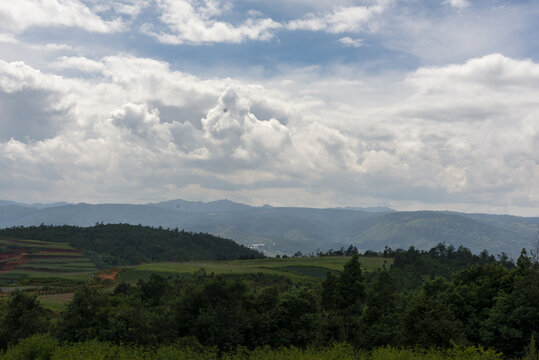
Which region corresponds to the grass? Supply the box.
[38,293,75,312]
[120,256,392,283]
[26,252,83,257]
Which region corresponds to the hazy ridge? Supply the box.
[0,199,537,257]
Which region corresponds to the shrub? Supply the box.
[1,334,58,360]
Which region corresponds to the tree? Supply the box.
[399,277,464,347]
[319,255,366,345]
[138,273,168,306]
[0,291,48,349]
[359,269,399,348]
[55,287,108,342]
[337,254,365,311]
[321,271,338,311]
[173,277,249,351]
[446,263,510,344]
[481,250,539,357]
[276,287,319,347]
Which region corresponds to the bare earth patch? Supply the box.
[98,268,120,282]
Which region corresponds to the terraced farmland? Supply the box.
[0,238,97,283]
[120,256,392,283]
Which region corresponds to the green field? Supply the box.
[120,256,392,283]
[0,239,74,250]
[0,238,98,284]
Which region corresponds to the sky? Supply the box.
[0,0,538,216]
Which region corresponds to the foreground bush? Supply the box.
[1,334,57,360]
[369,346,502,360]
[1,337,506,360]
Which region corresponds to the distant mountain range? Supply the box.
[0,199,537,258]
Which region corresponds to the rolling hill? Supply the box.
[0,199,537,258]
[0,224,263,268]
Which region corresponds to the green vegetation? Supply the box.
[0,336,505,360]
[0,224,263,268]
[120,256,390,283]
[0,224,537,359]
[0,239,73,251]
[0,239,97,284]
[0,245,536,358]
[36,294,74,313]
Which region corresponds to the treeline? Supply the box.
[301,242,514,289]
[0,224,263,267]
[0,244,537,358]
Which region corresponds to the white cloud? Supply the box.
[287,1,388,33]
[0,33,18,44]
[89,0,147,17]
[0,0,124,33]
[338,37,364,47]
[53,56,105,73]
[0,33,73,56]
[143,0,282,44]
[0,60,74,141]
[443,0,470,10]
[385,54,539,197]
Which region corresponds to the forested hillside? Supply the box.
[0,224,263,268]
[0,244,536,359]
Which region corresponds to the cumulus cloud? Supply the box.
[0,54,537,214]
[142,0,282,44]
[0,60,73,141]
[0,0,124,33]
[384,54,539,198]
[200,88,291,161]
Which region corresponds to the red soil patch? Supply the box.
[0,250,32,273]
[98,268,120,282]
[0,246,82,274]
[1,260,27,272]
[0,248,25,260]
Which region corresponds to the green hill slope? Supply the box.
[354,211,532,255]
[0,224,263,268]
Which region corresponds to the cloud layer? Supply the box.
[0,53,537,214]
[0,0,537,215]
